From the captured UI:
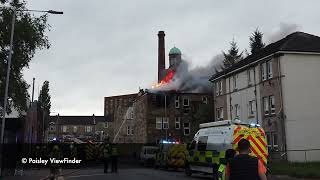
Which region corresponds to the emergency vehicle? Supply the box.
[154,140,187,169]
[185,120,268,177]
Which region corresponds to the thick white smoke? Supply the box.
[266,22,302,44]
[150,54,224,93]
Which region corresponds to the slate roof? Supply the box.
[49,115,113,125]
[210,32,320,81]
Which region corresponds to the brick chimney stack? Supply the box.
[158,31,165,83]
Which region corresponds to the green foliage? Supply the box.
[223,39,243,68]
[270,161,320,178]
[39,80,51,128]
[0,0,50,114]
[249,28,265,54]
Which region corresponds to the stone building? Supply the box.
[48,114,111,142]
[111,90,213,144]
[210,32,320,162]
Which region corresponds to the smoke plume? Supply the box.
[266,22,302,44]
[150,54,224,93]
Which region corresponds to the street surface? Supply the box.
[5,166,313,180]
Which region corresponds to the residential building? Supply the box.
[48,114,111,142]
[210,32,320,162]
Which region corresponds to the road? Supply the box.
[5,166,310,180]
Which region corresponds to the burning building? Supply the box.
[106,31,214,144]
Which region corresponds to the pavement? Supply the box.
[3,166,317,180]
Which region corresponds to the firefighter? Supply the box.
[218,149,236,180]
[103,142,111,173]
[226,139,267,180]
[111,143,119,173]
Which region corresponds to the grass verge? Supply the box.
[269,161,320,179]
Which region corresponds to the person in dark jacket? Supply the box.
[111,144,119,173]
[226,139,267,180]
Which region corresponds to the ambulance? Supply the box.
[185,120,268,177]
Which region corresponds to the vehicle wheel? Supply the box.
[185,165,192,176]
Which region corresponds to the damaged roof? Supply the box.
[210,32,320,81]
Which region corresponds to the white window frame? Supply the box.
[233,76,237,90]
[220,107,224,120]
[62,125,67,133]
[272,132,278,149]
[261,62,267,81]
[156,117,162,129]
[183,98,190,107]
[235,104,240,117]
[202,96,208,104]
[85,126,92,133]
[263,97,269,116]
[183,122,190,135]
[215,82,219,96]
[267,60,273,79]
[270,96,275,114]
[163,117,169,129]
[219,81,223,95]
[216,108,220,121]
[175,117,181,129]
[175,96,180,108]
[73,126,77,133]
[248,101,255,116]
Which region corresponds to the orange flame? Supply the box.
[152,70,175,89]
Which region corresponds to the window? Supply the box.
[267,60,273,79]
[235,104,240,117]
[272,133,278,149]
[233,76,237,90]
[215,82,219,95]
[197,136,208,151]
[263,97,269,115]
[216,108,224,120]
[266,132,272,149]
[183,98,189,107]
[163,117,169,129]
[156,117,162,129]
[73,126,77,133]
[248,69,252,85]
[127,126,133,135]
[202,96,208,104]
[85,126,92,133]
[175,117,181,129]
[175,96,180,108]
[104,122,108,128]
[220,107,224,120]
[270,96,275,114]
[248,101,255,116]
[219,81,223,95]
[261,62,267,81]
[62,126,67,133]
[183,122,190,135]
[216,108,220,120]
[49,125,55,132]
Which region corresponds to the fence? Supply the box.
[269,149,320,163]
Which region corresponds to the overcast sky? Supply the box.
[23,0,320,116]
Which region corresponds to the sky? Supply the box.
[23,0,320,116]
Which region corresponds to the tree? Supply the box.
[0,0,50,114]
[38,81,51,128]
[223,38,243,68]
[249,28,265,54]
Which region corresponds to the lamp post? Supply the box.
[0,7,63,176]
